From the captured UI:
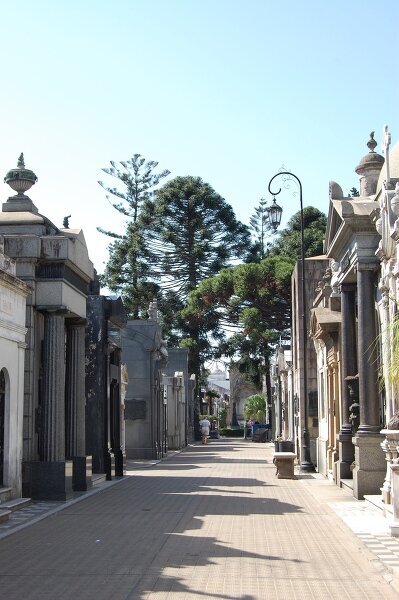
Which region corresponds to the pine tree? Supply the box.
[267,206,327,260]
[97,154,170,317]
[248,198,273,261]
[142,175,250,380]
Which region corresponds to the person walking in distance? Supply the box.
[200,417,211,444]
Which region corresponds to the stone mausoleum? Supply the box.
[0,155,94,500]
[122,300,168,459]
[86,288,127,480]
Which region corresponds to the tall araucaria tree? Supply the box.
[247,198,273,262]
[97,154,170,317]
[141,175,251,379]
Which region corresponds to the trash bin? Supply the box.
[278,440,294,452]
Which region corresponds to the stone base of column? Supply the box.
[114,450,125,477]
[72,456,93,491]
[336,433,355,485]
[22,461,73,501]
[352,434,385,500]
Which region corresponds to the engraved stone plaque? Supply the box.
[124,399,146,420]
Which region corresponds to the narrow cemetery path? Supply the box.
[0,440,397,600]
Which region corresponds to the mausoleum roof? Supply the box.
[0,211,44,224]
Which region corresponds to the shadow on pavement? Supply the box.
[0,440,302,600]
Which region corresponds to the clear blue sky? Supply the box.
[1,0,398,274]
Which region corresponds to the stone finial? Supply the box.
[355,132,384,197]
[367,131,377,153]
[17,153,25,168]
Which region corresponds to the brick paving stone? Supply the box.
[0,440,398,599]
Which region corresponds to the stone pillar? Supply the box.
[42,312,66,462]
[26,311,73,500]
[104,347,115,480]
[332,362,340,475]
[327,364,334,472]
[352,266,385,499]
[65,320,92,491]
[15,342,27,495]
[357,267,380,434]
[337,284,356,483]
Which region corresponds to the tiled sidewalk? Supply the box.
[330,499,399,571]
[0,441,397,599]
[0,459,162,540]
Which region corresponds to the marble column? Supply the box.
[27,311,73,500]
[337,284,356,483]
[42,312,66,462]
[65,320,92,490]
[357,267,380,434]
[352,265,385,499]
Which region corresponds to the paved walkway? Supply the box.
[0,440,398,599]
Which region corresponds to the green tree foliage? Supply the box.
[143,176,250,298]
[218,407,227,428]
[247,198,273,262]
[97,154,170,317]
[142,175,251,377]
[183,255,294,396]
[243,394,266,422]
[267,206,327,260]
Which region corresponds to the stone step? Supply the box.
[0,487,13,502]
[92,473,107,486]
[0,508,11,524]
[364,494,393,517]
[340,478,354,494]
[1,498,31,512]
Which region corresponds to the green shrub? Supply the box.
[219,407,227,428]
[219,427,244,437]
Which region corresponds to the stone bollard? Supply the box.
[273,452,296,479]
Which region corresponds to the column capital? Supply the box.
[356,261,379,272]
[340,283,356,293]
[37,305,70,316]
[66,316,87,327]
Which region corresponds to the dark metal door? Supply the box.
[0,370,5,485]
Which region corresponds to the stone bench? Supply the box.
[273,452,296,479]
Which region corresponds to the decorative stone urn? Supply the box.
[4,153,37,195]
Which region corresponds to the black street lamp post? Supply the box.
[267,171,314,472]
